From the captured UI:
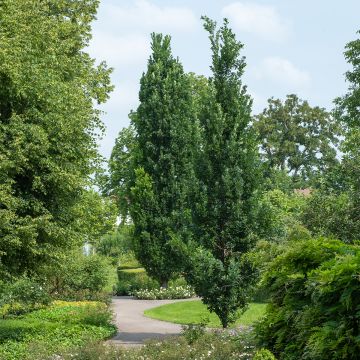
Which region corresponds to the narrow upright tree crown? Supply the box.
[187,17,260,328]
[195,17,260,256]
[130,33,197,286]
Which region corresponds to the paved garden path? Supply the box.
[109,296,195,347]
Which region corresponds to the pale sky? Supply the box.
[88,0,360,158]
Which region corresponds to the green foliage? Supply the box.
[253,349,276,360]
[129,33,198,285]
[301,190,359,242]
[0,277,50,317]
[0,301,116,360]
[133,285,195,300]
[254,94,341,187]
[334,29,360,238]
[73,190,118,246]
[256,238,360,360]
[255,189,308,242]
[116,267,159,295]
[45,252,111,301]
[47,330,257,360]
[181,322,207,345]
[187,17,260,328]
[96,225,134,265]
[0,0,113,278]
[101,125,137,223]
[118,252,141,270]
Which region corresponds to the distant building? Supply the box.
[294,188,312,197]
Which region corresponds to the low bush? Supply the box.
[256,238,360,360]
[133,285,196,300]
[0,301,116,360]
[46,253,112,301]
[43,329,257,360]
[181,322,207,344]
[115,267,159,295]
[253,349,276,360]
[0,277,51,317]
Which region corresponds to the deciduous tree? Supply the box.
[187,17,260,328]
[0,0,112,278]
[254,94,341,187]
[129,34,198,287]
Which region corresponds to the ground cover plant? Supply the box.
[144,300,266,328]
[33,329,275,360]
[0,301,116,360]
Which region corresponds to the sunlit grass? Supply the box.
[144,300,266,328]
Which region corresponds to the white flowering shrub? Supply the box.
[133,285,196,300]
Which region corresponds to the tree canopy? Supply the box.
[0,0,113,278]
[129,33,198,286]
[254,94,341,187]
[187,17,260,328]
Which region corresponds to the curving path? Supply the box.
[109,296,195,347]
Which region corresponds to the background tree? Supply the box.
[187,17,260,328]
[101,125,136,224]
[331,28,360,240]
[254,94,341,188]
[129,33,198,287]
[0,0,113,278]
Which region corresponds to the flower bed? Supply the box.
[133,285,196,300]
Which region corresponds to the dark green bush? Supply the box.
[256,238,360,360]
[115,268,159,295]
[116,267,189,296]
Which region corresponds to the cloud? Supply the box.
[102,0,198,33]
[222,2,289,41]
[105,82,140,112]
[255,57,311,88]
[89,33,150,66]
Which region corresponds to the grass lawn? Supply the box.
[144,300,266,328]
[120,267,146,273]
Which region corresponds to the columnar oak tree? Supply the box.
[187,18,260,328]
[0,0,113,278]
[129,34,197,287]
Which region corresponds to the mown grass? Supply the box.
[144,300,266,328]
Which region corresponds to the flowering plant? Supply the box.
[133,285,196,300]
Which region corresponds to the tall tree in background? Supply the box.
[0,0,113,278]
[187,18,260,328]
[333,29,360,238]
[129,33,198,287]
[102,125,136,224]
[254,94,341,187]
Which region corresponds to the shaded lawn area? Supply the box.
[144,300,266,328]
